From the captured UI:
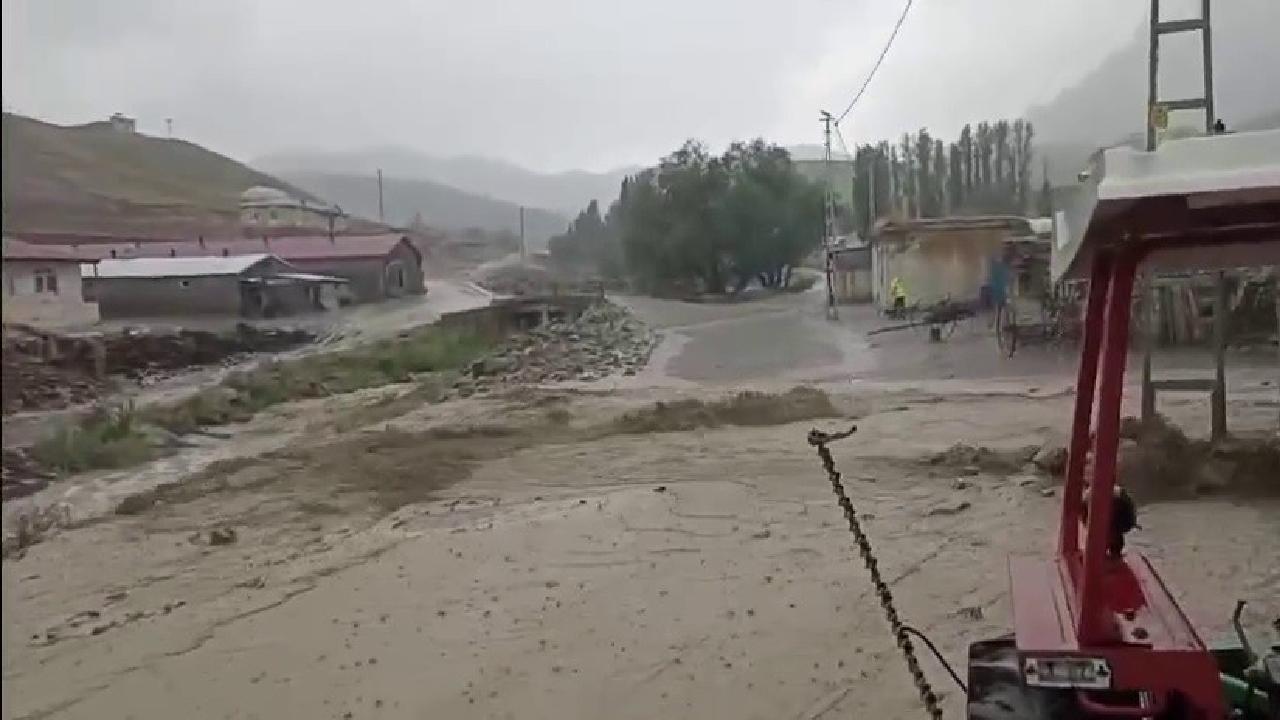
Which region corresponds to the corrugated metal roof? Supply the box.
[83,254,276,279]
[3,238,92,263]
[112,234,411,262]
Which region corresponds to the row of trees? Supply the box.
[548,119,1050,292]
[548,139,823,295]
[844,118,1050,232]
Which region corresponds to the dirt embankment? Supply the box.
[923,413,1280,502]
[2,324,317,416]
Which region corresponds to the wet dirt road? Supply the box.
[3,291,1278,720]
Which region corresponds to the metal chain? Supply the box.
[807,425,945,720]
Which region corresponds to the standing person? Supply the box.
[890,276,907,317]
[988,252,1008,327]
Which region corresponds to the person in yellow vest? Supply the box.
[890,276,907,316]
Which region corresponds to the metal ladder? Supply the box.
[1139,0,1228,439]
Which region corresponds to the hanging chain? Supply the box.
[807,425,945,720]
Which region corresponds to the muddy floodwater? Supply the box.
[4,290,1279,720]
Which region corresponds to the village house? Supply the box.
[82,254,348,320]
[239,186,347,234]
[869,216,1033,309]
[2,238,100,328]
[829,235,874,304]
[65,234,424,304]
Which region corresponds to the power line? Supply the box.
[835,0,916,123]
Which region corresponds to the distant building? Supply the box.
[82,254,347,320]
[240,186,348,233]
[108,113,136,134]
[64,234,424,304]
[830,235,873,304]
[2,238,100,328]
[870,216,1032,309]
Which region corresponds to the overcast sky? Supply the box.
[3,0,1157,173]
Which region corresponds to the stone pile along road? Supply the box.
[452,301,658,397]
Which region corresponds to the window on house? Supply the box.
[268,209,279,222]
[34,268,59,294]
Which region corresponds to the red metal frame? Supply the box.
[1010,240,1226,718]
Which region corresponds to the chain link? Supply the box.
[807,425,945,720]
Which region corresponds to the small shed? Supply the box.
[82,254,346,320]
[871,215,1031,308]
[830,236,873,304]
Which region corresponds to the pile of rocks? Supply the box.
[453,301,657,395]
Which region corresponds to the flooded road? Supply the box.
[3,289,1278,720]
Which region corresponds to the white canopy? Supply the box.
[1052,129,1280,282]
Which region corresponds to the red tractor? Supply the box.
[962,129,1280,718]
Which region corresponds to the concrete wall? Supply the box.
[834,268,874,304]
[872,227,1008,308]
[288,243,425,303]
[436,295,596,339]
[2,261,100,328]
[87,275,245,318]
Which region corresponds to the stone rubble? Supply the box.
[451,301,657,396]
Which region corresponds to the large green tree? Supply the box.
[550,138,823,295]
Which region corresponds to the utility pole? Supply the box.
[820,110,839,320]
[1140,0,1226,439]
[376,169,385,224]
[165,118,173,138]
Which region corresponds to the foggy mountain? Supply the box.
[1026,0,1280,182]
[254,148,641,216]
[274,170,569,247]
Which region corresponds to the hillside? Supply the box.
[254,147,640,215]
[1,113,317,236]
[274,170,569,248]
[1026,0,1280,182]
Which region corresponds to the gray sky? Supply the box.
[3,0,1150,173]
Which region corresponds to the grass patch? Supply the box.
[26,328,495,477]
[29,403,157,474]
[147,327,493,434]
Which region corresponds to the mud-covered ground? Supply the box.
[3,290,1279,720]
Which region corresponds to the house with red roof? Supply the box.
[2,238,100,328]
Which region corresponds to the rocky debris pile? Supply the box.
[609,387,841,434]
[1029,414,1280,501]
[453,301,656,395]
[2,324,316,415]
[925,442,1035,475]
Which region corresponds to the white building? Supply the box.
[239,186,347,233]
